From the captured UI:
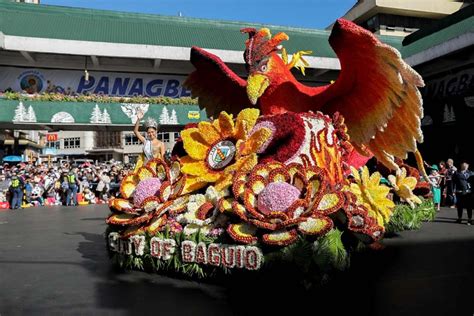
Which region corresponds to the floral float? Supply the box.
[106,19,434,279]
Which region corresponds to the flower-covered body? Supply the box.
[224,162,343,246]
[107,158,189,237]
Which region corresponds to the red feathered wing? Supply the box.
[184,46,252,117]
[313,19,424,169]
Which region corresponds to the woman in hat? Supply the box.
[134,110,165,165]
[428,164,442,211]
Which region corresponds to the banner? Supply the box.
[0,99,206,126]
[0,66,191,98]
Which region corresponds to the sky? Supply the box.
[41,0,356,29]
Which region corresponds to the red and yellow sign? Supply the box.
[46,133,58,142]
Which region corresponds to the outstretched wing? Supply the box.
[314,19,424,169]
[184,47,252,117]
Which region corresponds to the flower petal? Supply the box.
[183,176,208,195]
[298,216,333,236]
[197,121,222,145]
[215,173,233,191]
[137,166,156,181]
[235,108,260,139]
[239,127,272,156]
[145,214,168,234]
[262,229,298,246]
[181,128,209,160]
[227,223,258,244]
[180,156,208,176]
[120,181,136,199]
[226,153,258,173]
[217,112,235,138]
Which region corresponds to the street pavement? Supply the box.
[0,205,473,315]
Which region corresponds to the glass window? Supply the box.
[158,132,170,143]
[174,132,180,140]
[46,141,60,149]
[124,133,140,146]
[64,137,81,149]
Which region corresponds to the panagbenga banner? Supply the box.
[0,66,191,98]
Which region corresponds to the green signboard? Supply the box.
[0,99,207,127]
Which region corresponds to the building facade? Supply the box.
[0,0,472,164]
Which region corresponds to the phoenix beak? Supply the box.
[246,74,269,105]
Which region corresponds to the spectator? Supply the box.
[428,165,442,211]
[66,169,80,206]
[96,171,111,202]
[438,161,448,205]
[453,162,474,225]
[9,173,24,209]
[0,174,10,205]
[445,158,457,208]
[31,181,44,206]
[83,188,96,204]
[24,177,33,205]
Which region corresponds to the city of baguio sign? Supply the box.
[105,19,434,280]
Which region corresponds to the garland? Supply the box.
[0,91,198,105]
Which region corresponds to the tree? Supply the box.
[169,109,178,124]
[90,104,102,123]
[102,108,111,124]
[13,101,27,122]
[442,104,456,123]
[27,105,37,122]
[159,106,170,124]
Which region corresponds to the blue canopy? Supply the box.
[2,155,23,163]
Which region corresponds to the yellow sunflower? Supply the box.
[388,168,421,208]
[180,108,271,194]
[349,166,395,226]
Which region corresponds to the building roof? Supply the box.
[0,0,403,59]
[402,4,474,57]
[0,0,471,66]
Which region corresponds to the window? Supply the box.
[174,132,180,140]
[95,132,121,148]
[46,141,60,149]
[158,132,170,143]
[64,137,81,149]
[124,134,140,146]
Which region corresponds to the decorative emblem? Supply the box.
[207,140,236,170]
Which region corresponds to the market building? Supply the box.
[0,0,472,163]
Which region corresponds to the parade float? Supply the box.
[105,19,434,280]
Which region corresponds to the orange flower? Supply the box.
[180,108,272,193]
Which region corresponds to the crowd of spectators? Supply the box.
[0,160,135,210]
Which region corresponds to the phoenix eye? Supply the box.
[260,64,268,72]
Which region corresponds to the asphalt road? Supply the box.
[0,205,473,316]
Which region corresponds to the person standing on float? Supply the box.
[134,111,166,168]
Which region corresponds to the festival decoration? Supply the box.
[225,162,340,246]
[106,19,434,280]
[107,158,188,237]
[348,166,395,226]
[180,108,271,192]
[388,168,422,208]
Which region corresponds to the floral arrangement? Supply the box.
[0,91,198,105]
[105,107,431,279]
[105,21,434,280]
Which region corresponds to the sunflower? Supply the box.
[349,166,395,226]
[388,168,421,208]
[180,108,272,193]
